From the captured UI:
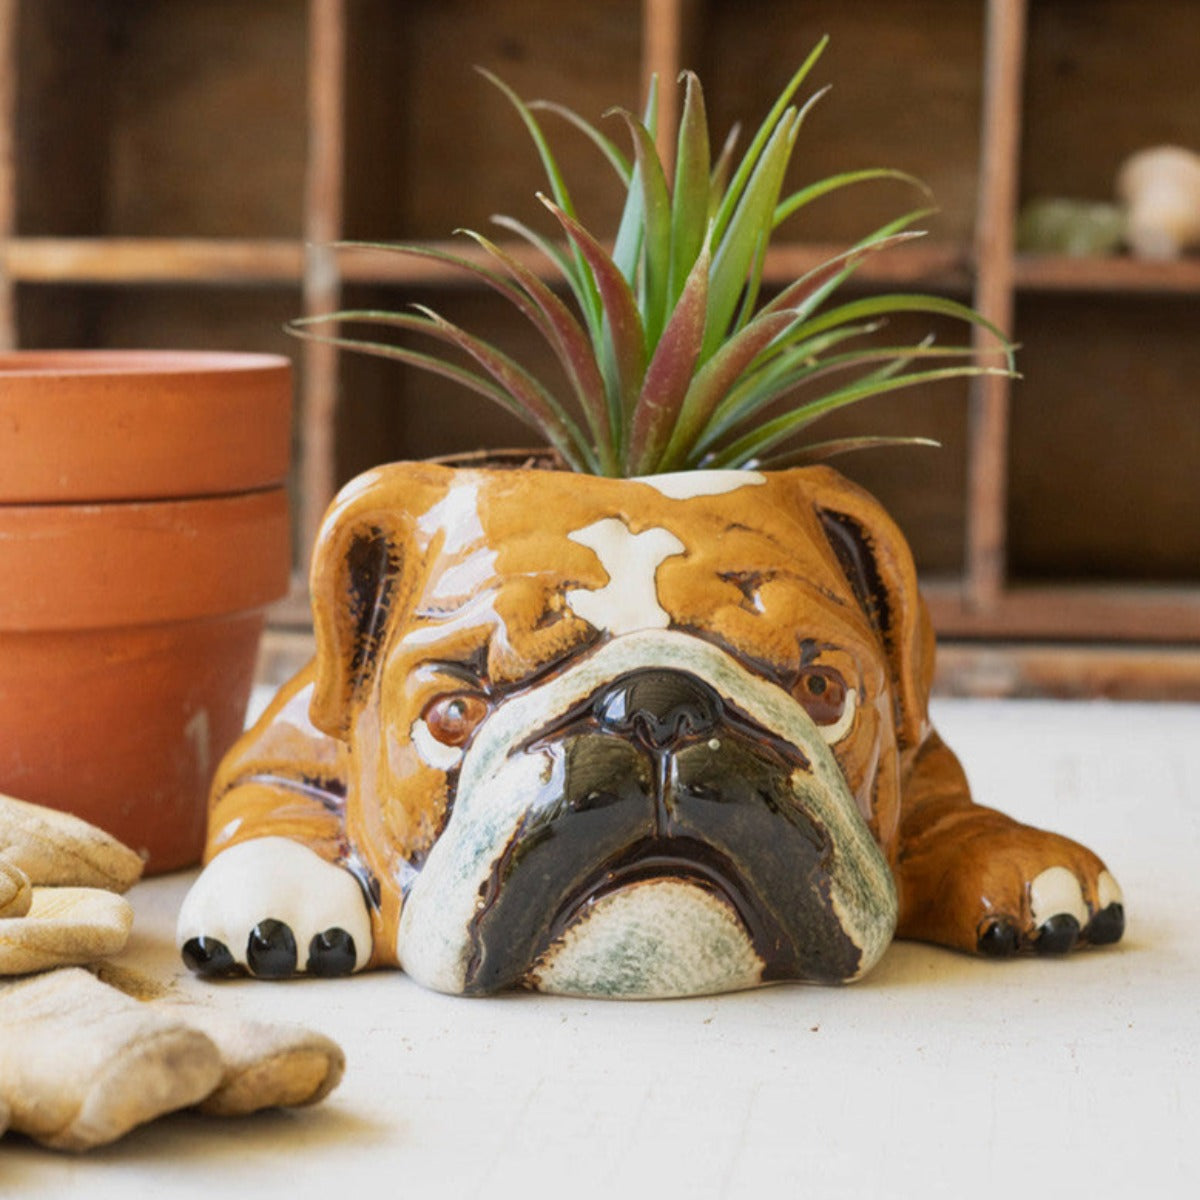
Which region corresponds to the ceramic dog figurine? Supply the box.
[178,462,1124,997]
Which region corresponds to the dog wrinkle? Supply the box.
[718,568,772,613]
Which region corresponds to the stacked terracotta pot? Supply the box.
[0,351,292,872]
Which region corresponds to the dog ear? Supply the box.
[308,463,450,740]
[801,466,935,752]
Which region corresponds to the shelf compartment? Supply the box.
[1021,0,1200,208]
[932,640,1200,701]
[342,0,643,244]
[16,0,309,239]
[696,0,985,247]
[1007,294,1200,585]
[15,282,301,354]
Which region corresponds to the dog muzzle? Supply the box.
[396,630,896,998]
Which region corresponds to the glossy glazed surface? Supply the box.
[181,462,1123,994]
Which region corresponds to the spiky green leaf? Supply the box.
[479,67,601,331]
[711,365,1013,467]
[703,109,799,359]
[610,107,673,346]
[668,71,711,308]
[758,435,940,469]
[774,168,932,229]
[709,37,828,247]
[778,293,1017,371]
[611,76,657,288]
[658,306,801,469]
[528,99,632,184]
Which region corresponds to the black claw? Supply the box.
[1036,913,1081,955]
[181,936,240,978]
[246,919,298,978]
[977,916,1021,958]
[1088,902,1125,946]
[307,928,357,977]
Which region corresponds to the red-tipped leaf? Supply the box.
[539,194,647,414]
[628,244,710,474]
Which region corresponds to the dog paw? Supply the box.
[177,838,372,980]
[976,863,1124,958]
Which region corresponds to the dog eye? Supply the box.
[422,694,489,747]
[793,669,848,727]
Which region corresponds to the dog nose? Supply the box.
[593,670,722,750]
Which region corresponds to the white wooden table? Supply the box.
[5,697,1199,1198]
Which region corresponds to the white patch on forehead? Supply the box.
[565,518,685,635]
[410,718,464,771]
[636,469,766,499]
[418,481,485,554]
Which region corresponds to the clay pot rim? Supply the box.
[0,349,290,378]
[0,350,293,504]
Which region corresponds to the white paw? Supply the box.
[1026,865,1125,954]
[177,838,372,979]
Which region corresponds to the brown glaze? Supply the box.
[202,461,1122,981]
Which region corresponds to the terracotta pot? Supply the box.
[0,351,292,872]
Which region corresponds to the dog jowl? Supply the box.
[178,463,1124,997]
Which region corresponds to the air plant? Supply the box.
[291,38,1014,477]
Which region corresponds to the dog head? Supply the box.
[309,461,934,997]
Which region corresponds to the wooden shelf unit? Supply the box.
[1,0,1197,697]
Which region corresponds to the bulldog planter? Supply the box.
[181,56,1124,995]
[177,460,1124,997]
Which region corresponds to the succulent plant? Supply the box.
[292,38,1013,477]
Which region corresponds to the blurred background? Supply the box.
[3,0,1197,698]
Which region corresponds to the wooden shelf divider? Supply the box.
[642,0,686,163]
[0,0,17,351]
[965,0,1027,612]
[299,0,347,560]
